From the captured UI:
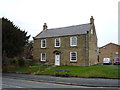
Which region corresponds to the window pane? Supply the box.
[71,57,76,60]
[43,40,45,44]
[43,43,45,47]
[56,43,59,46]
[41,53,46,61]
[42,54,45,60]
[72,53,76,56]
[56,39,59,42]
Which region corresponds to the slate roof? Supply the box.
[35,23,91,39]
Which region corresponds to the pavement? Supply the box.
[2,73,120,87]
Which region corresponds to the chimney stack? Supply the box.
[90,16,94,24]
[43,23,48,30]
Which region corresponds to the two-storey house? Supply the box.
[33,16,98,66]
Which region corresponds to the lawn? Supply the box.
[4,64,120,78]
[5,64,51,74]
[38,65,120,78]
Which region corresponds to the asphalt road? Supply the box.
[2,77,119,90]
[2,77,82,88]
[3,73,119,87]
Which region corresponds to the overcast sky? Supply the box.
[0,0,119,47]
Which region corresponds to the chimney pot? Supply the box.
[90,16,94,24]
[43,23,48,30]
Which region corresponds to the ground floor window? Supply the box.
[70,52,77,62]
[41,53,46,61]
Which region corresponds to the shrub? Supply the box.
[2,65,15,72]
[62,73,70,77]
[18,59,25,66]
[11,59,18,65]
[2,60,10,66]
[24,59,33,66]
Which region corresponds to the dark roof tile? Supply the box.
[35,23,91,39]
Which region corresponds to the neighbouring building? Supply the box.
[99,43,120,64]
[33,16,98,66]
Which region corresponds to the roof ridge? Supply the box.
[100,42,120,48]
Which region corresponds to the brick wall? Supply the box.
[99,43,120,64]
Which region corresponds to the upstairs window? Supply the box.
[70,37,77,46]
[70,52,77,62]
[91,29,94,34]
[55,38,61,47]
[115,52,119,55]
[41,39,46,48]
[41,53,46,61]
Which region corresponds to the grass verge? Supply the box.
[38,65,120,78]
[3,65,120,78]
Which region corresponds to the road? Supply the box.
[3,73,119,87]
[2,77,119,90]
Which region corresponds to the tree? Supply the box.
[24,40,33,59]
[2,17,30,58]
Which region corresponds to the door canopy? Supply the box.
[53,50,61,54]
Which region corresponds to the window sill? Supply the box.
[70,46,78,48]
[54,47,61,48]
[41,60,46,62]
[70,45,77,46]
[70,61,77,63]
[41,47,46,49]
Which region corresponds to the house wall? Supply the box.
[33,35,88,66]
[99,43,120,64]
[88,24,98,66]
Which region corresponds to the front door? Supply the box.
[55,53,60,66]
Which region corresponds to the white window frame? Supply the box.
[41,39,46,48]
[41,53,46,61]
[70,37,77,46]
[70,52,77,62]
[55,38,61,47]
[115,52,119,55]
[91,29,93,34]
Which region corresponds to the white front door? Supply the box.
[55,54,60,66]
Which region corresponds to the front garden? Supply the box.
[2,59,120,79]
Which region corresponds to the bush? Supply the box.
[55,73,70,77]
[2,65,15,72]
[17,59,33,66]
[2,60,10,66]
[11,59,18,65]
[62,73,70,77]
[24,59,33,66]
[18,59,25,66]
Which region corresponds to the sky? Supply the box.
[0,0,119,47]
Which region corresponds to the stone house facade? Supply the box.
[99,43,120,64]
[33,16,98,66]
